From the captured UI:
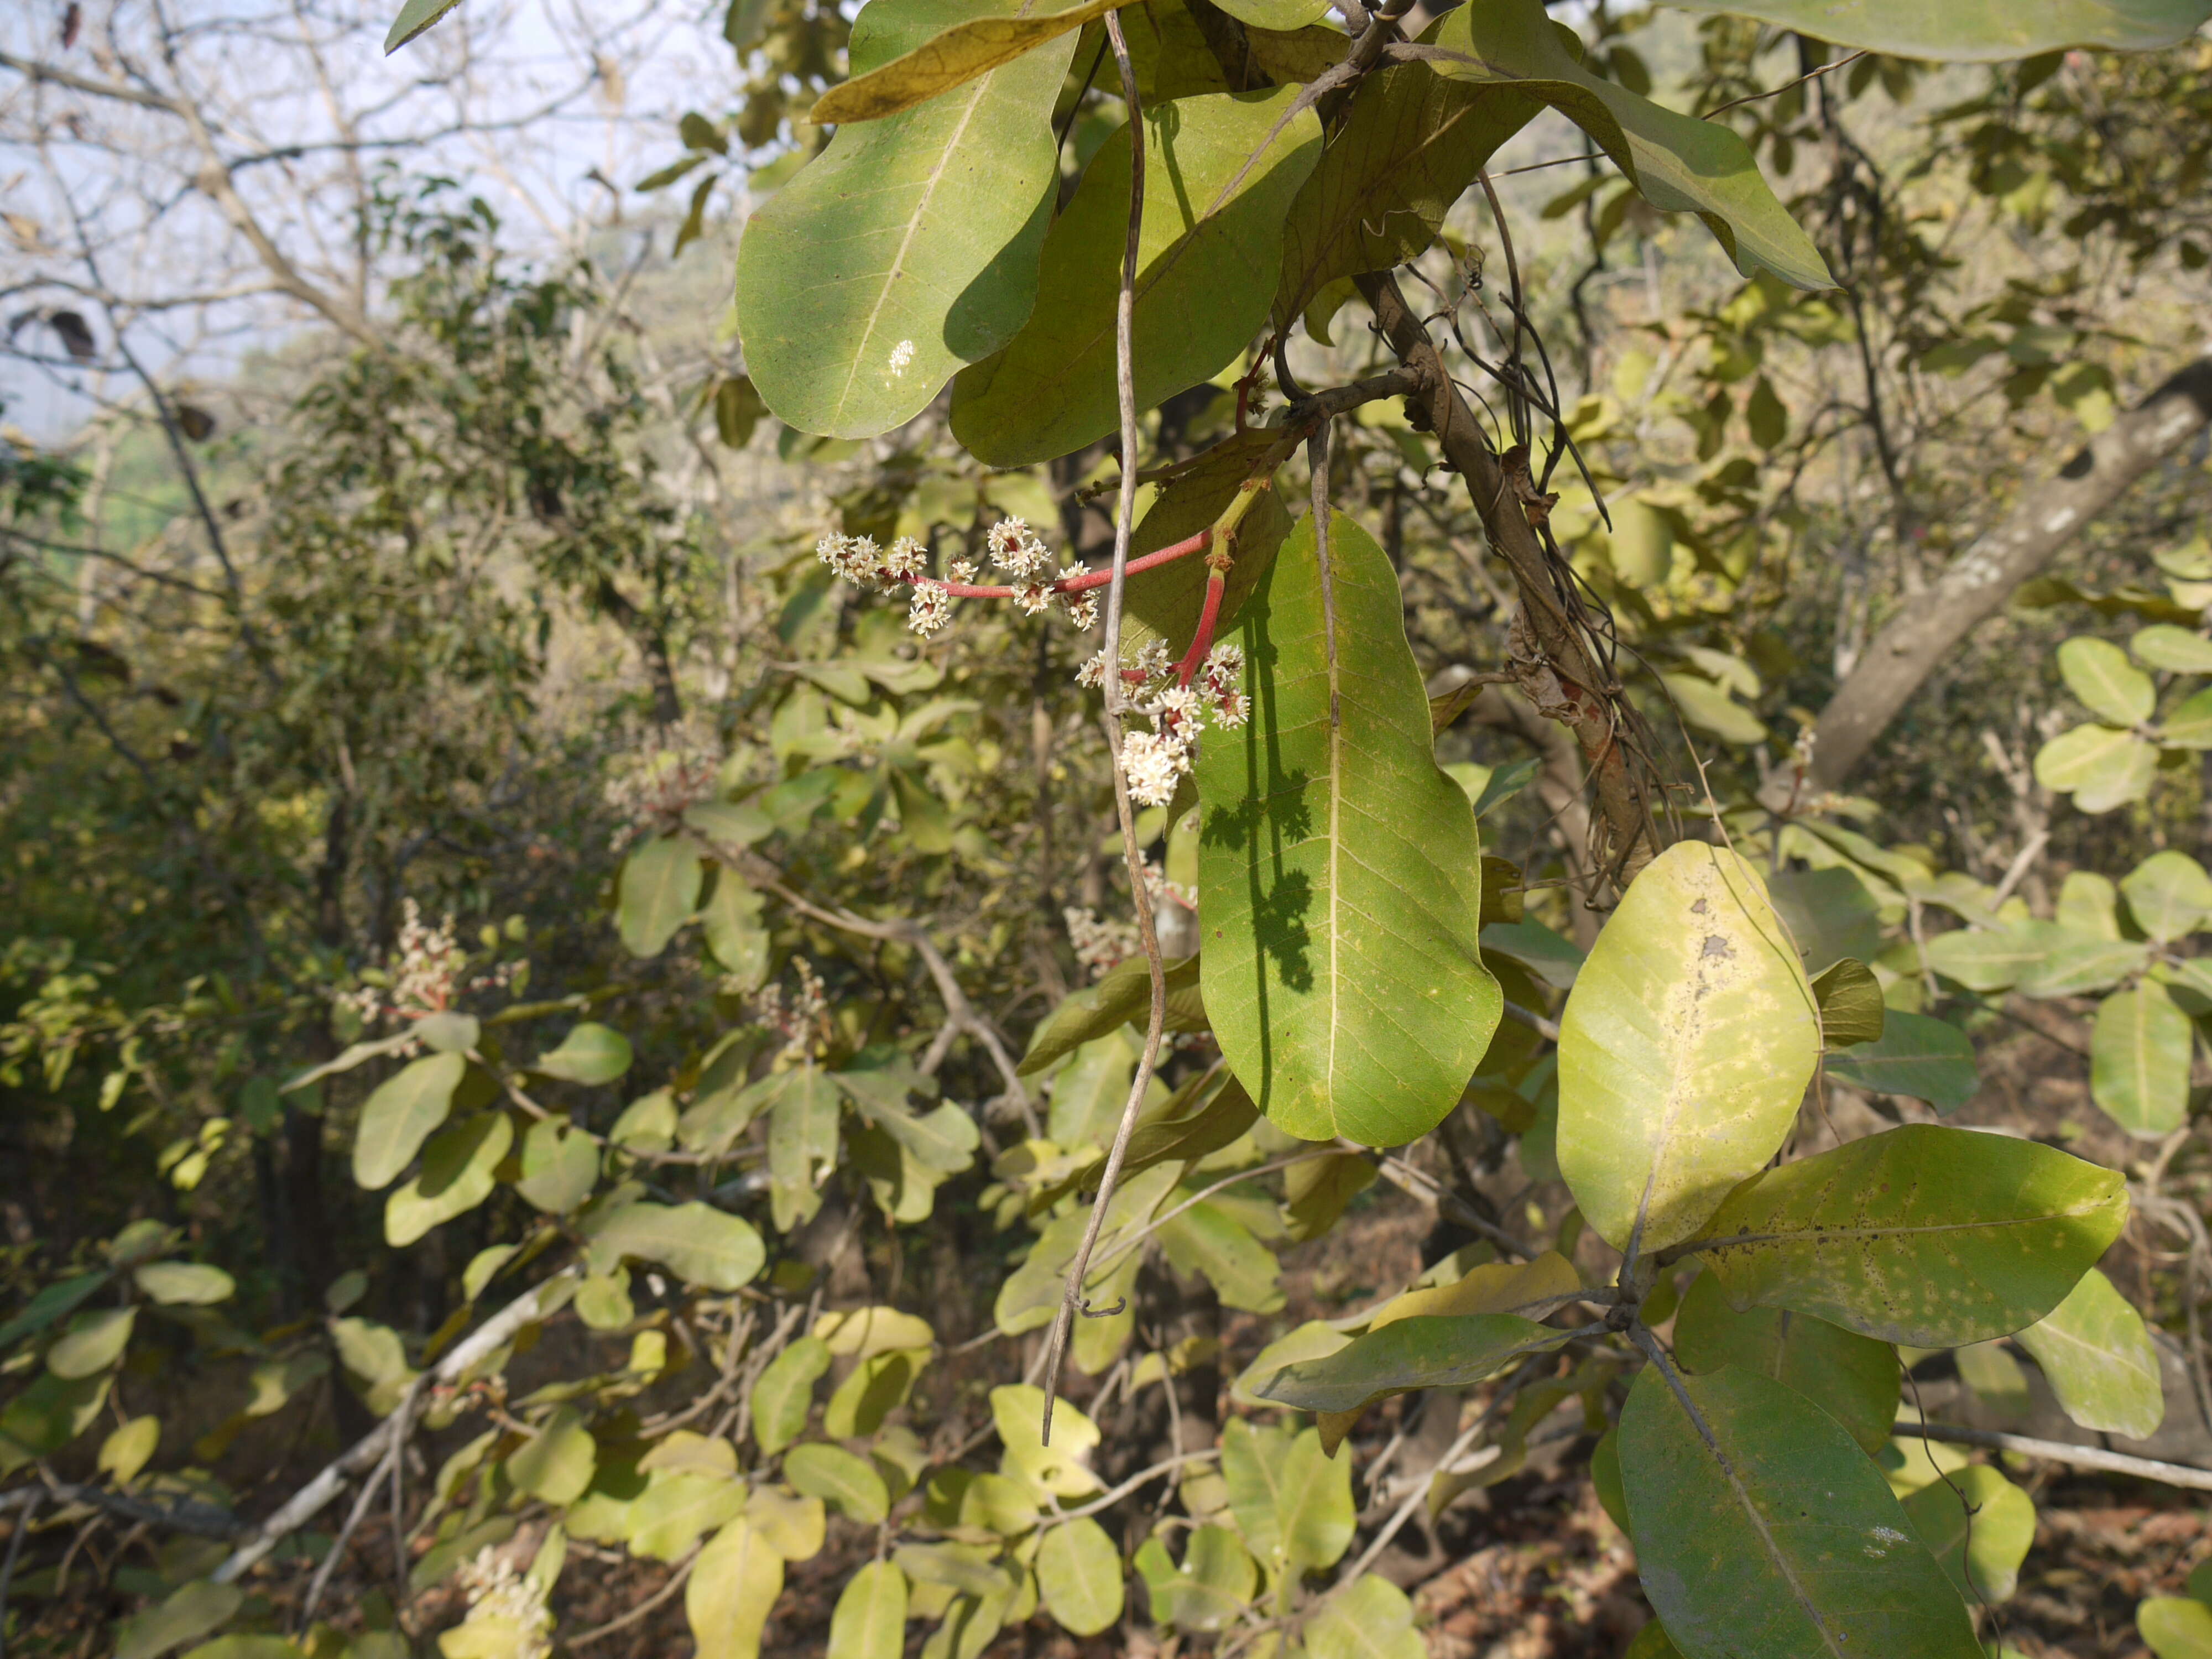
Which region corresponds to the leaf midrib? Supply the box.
[1694,1195,2116,1254]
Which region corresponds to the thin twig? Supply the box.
[1045,1450,1221,1524]
[566,1543,703,1646]
[1039,6,1168,1448]
[1893,1421,2212,1494]
[297,1439,397,1629]
[0,1489,40,1659]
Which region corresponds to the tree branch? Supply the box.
[1809,347,2212,787]
[1895,1419,2212,1494]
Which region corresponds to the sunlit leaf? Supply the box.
[786,1442,891,1524]
[2013,1266,2164,1439]
[1690,1124,2128,1346]
[1036,1518,1125,1636]
[46,1306,134,1380]
[1302,1573,1426,1659]
[809,0,1131,124]
[2033,723,2158,812]
[688,1517,783,1659]
[131,1262,236,1307]
[1197,512,1500,1146]
[1900,1464,2035,1603]
[586,1201,765,1291]
[2091,982,2193,1138]
[827,1560,906,1659]
[352,1052,466,1190]
[751,1335,830,1456]
[1658,0,2212,61]
[1557,842,1819,1255]
[2123,850,2212,942]
[736,0,1078,439]
[1253,1313,1572,1415]
[505,1406,597,1505]
[385,1112,512,1246]
[618,834,705,957]
[533,1022,634,1084]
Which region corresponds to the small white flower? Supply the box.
[1063,594,1099,631]
[1133,640,1173,685]
[948,558,980,584]
[1076,650,1111,689]
[1013,580,1053,615]
[1209,687,1250,728]
[987,517,1051,577]
[1120,728,1191,807]
[907,585,954,636]
[1065,905,1139,980]
[880,536,927,583]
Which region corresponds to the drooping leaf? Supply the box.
[619,834,705,958]
[1619,1365,1982,1659]
[115,1582,246,1659]
[2013,1266,2164,1439]
[786,1443,891,1524]
[1689,1124,2128,1347]
[2034,723,2159,811]
[1253,1313,1572,1415]
[384,0,463,53]
[736,0,1078,439]
[2059,635,2158,724]
[1767,865,1883,975]
[1811,957,1886,1048]
[1196,511,1500,1146]
[1362,1250,1582,1331]
[1302,1574,1427,1659]
[1018,954,1202,1077]
[385,1112,513,1246]
[1657,0,2212,61]
[1900,1464,2035,1603]
[1557,842,1819,1255]
[505,1406,597,1505]
[809,0,1129,124]
[2091,983,2193,1138]
[1671,1271,1897,1454]
[688,1517,784,1659]
[586,1201,766,1291]
[1422,0,1833,289]
[534,1022,634,1085]
[1036,1518,1125,1636]
[352,1052,466,1190]
[950,87,1323,468]
[1826,1011,1980,1113]
[2133,624,2212,674]
[750,1335,830,1456]
[2123,851,2212,942]
[1273,55,1541,328]
[827,1560,907,1659]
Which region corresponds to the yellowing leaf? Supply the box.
[810,0,1131,124]
[1558,843,1819,1255]
[2091,983,2193,1138]
[352,1052,466,1191]
[1036,1519,1124,1636]
[2013,1266,2164,1440]
[687,1518,784,1659]
[1364,1250,1580,1331]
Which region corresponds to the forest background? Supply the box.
[4,0,2212,1656]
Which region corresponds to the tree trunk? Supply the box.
[1808,349,2212,788]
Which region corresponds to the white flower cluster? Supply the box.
[337,899,519,1042]
[754,957,832,1062]
[986,517,1052,577]
[1116,641,1249,807]
[815,519,1101,640]
[815,530,927,591]
[603,744,719,847]
[454,1546,553,1659]
[1065,906,1140,980]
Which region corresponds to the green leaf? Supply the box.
[1660,672,1767,745]
[1302,1574,1427,1659]
[1252,1313,1573,1415]
[131,1262,236,1307]
[116,1580,242,1659]
[586,1201,765,1291]
[1557,842,1819,1255]
[2013,1266,2164,1439]
[1811,957,1886,1049]
[47,1307,135,1379]
[1767,865,1883,975]
[507,1406,597,1505]
[2017,928,2151,998]
[688,1518,784,1659]
[950,87,1323,467]
[2166,686,2212,748]
[618,834,705,957]
[1196,510,1500,1146]
[1655,0,2212,60]
[828,1560,907,1659]
[2124,851,2212,942]
[0,1370,109,1466]
[1690,1124,2129,1347]
[513,1118,602,1214]
[1827,1011,1980,1113]
[1018,954,1202,1077]
[1211,0,1329,24]
[752,1335,831,1456]
[823,1350,924,1438]
[352,1052,466,1191]
[1672,1271,1897,1454]
[1119,1067,1260,1175]
[810,0,1128,123]
[1423,0,1832,289]
[0,1272,109,1349]
[768,1065,842,1231]
[1481,919,1584,989]
[2133,624,2212,674]
[385,1111,513,1246]
[1900,1464,2034,1603]
[1619,1364,1981,1659]
[1157,1200,1282,1313]
[2033,723,2158,811]
[534,1022,634,1084]
[98,1415,159,1483]
[2091,983,2193,1138]
[628,1471,749,1561]
[735,0,1078,439]
[2060,635,2158,724]
[785,1442,891,1524]
[1136,1525,1255,1633]
[384,0,462,53]
[1923,926,2047,993]
[1036,1519,1125,1636]
[415,1011,479,1054]
[1623,1623,1686,1659]
[1273,57,1542,329]
[2143,1597,2212,1659]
